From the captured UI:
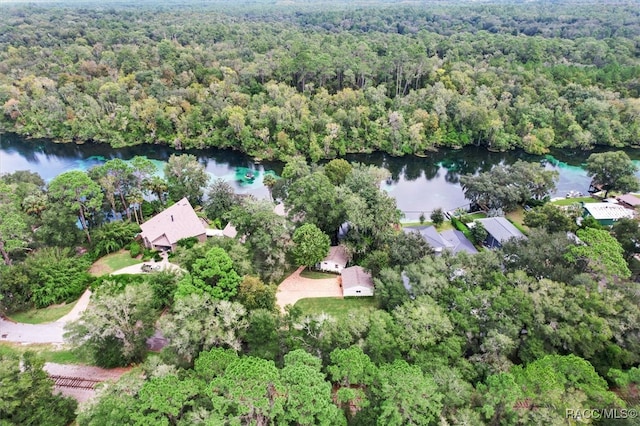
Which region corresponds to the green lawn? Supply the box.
[403,221,454,231]
[90,250,142,276]
[300,270,339,279]
[8,300,78,324]
[0,343,88,364]
[550,196,598,206]
[506,207,529,234]
[295,297,378,321]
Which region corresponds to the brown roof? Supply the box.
[323,246,349,267]
[617,193,640,207]
[341,266,374,290]
[139,198,206,247]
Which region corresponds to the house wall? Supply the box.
[484,234,501,249]
[343,285,374,297]
[317,261,344,273]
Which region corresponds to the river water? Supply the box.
[2,133,639,221]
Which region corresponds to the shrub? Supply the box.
[129,241,142,258]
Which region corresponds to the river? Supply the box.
[2,133,639,222]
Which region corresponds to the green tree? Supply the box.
[324,158,352,186]
[205,179,239,223]
[0,351,77,425]
[0,181,30,265]
[236,275,277,311]
[65,283,156,367]
[612,218,640,260]
[164,154,210,204]
[180,246,242,300]
[208,356,285,424]
[373,360,443,426]
[566,227,631,280]
[430,207,445,227]
[160,293,247,364]
[523,203,578,233]
[586,151,639,197]
[47,170,104,244]
[285,171,344,236]
[291,223,330,269]
[280,349,346,425]
[470,220,488,245]
[226,199,292,282]
[460,160,558,212]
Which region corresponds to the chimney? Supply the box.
[171,215,174,222]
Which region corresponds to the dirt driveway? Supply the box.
[276,267,342,311]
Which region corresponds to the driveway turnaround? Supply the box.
[0,289,92,345]
[276,266,342,311]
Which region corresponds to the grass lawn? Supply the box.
[0,343,88,364]
[300,270,339,279]
[506,207,529,234]
[403,221,454,231]
[550,196,598,206]
[8,300,78,324]
[295,297,379,321]
[90,249,141,276]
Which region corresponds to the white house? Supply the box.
[317,245,349,273]
[341,266,374,297]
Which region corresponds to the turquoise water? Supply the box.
[2,133,640,221]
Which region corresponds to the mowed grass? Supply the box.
[90,250,141,276]
[506,207,529,233]
[300,270,339,279]
[0,343,88,364]
[550,196,598,206]
[8,300,78,324]
[295,297,379,321]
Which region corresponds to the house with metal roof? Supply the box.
[475,217,525,249]
[139,198,207,251]
[582,202,635,226]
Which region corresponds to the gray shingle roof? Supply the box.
[439,229,478,254]
[476,217,525,244]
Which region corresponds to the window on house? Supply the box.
[356,290,361,294]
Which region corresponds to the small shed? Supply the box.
[341,266,374,297]
[582,202,635,226]
[317,245,349,273]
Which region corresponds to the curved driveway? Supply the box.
[0,289,92,345]
[276,266,343,311]
[0,258,183,345]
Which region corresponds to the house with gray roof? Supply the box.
[139,198,207,251]
[404,226,477,255]
[475,217,525,249]
[440,229,478,254]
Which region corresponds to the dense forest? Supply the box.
[1,1,640,159]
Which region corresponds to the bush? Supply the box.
[153,251,163,262]
[177,237,199,249]
[129,241,142,258]
[142,249,155,261]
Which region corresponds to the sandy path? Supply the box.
[276,266,342,311]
